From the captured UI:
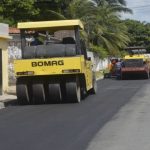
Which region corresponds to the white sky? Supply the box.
[122,0,150,22]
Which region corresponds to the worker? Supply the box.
[30,32,43,46]
[110,58,117,77]
[115,59,122,79]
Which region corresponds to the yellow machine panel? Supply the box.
[14,56,83,76]
[14,56,93,91]
[124,54,145,60]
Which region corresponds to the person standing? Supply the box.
[115,59,122,79]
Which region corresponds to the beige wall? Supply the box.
[0,38,8,94]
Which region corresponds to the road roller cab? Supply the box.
[14,20,97,104]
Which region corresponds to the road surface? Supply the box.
[0,79,148,150]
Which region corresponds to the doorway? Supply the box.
[0,49,2,94]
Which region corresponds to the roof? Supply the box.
[9,27,20,34]
[0,35,12,39]
[17,20,84,30]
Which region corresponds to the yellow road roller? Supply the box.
[14,20,97,104]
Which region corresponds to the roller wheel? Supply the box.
[90,78,97,94]
[66,81,81,103]
[16,84,30,105]
[121,73,127,80]
[144,72,149,79]
[32,84,45,104]
[81,86,87,99]
[46,83,62,103]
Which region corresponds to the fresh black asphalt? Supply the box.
[0,79,148,150]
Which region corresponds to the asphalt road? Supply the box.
[0,79,148,150]
[87,79,150,150]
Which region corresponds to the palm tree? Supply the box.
[66,0,131,56]
[88,4,131,53]
[93,0,127,6]
[66,0,96,19]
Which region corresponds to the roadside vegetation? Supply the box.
[123,19,150,53]
[0,0,150,58]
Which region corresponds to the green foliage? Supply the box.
[90,44,108,59]
[120,50,128,57]
[0,0,68,24]
[66,0,131,57]
[123,19,150,52]
[0,0,132,58]
[0,0,38,25]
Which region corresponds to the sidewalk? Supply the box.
[0,85,16,109]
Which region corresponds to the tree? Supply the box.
[0,0,132,57]
[123,19,150,52]
[66,0,131,57]
[0,0,71,25]
[0,0,39,25]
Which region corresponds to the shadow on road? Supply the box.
[3,99,18,107]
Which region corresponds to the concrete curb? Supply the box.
[0,95,17,109]
[96,76,104,81]
[0,102,5,109]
